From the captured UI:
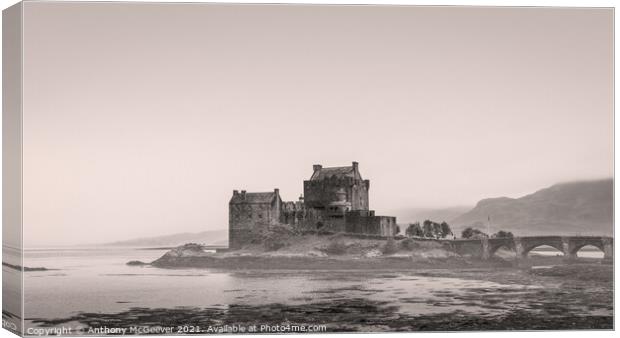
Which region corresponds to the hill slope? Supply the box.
[451,179,613,236]
[104,229,228,247]
[387,206,471,225]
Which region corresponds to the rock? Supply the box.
[307,250,327,257]
[3,262,49,271]
[364,249,382,258]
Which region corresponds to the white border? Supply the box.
[0,1,616,338]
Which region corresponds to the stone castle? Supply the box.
[229,162,397,249]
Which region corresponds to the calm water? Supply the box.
[9,246,607,332]
[531,248,604,258]
[18,248,533,326]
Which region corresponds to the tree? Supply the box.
[405,222,424,237]
[432,222,443,239]
[422,220,435,238]
[492,230,514,238]
[440,222,453,238]
[421,220,453,239]
[461,227,488,239]
[461,227,474,239]
[407,220,452,239]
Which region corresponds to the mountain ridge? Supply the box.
[451,178,613,236]
[103,229,229,247]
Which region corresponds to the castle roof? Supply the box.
[310,165,361,181]
[230,192,277,204]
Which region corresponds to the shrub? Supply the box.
[323,240,348,255]
[263,237,288,251]
[400,238,419,251]
[405,222,424,237]
[492,230,514,238]
[382,237,399,255]
[461,227,488,239]
[261,224,296,251]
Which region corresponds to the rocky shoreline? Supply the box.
[2,262,50,272]
[141,241,605,270]
[150,254,513,270]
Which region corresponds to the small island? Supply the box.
[147,162,612,270]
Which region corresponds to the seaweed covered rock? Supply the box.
[165,243,207,257]
[151,243,214,267]
[126,260,149,266]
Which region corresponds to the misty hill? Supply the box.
[451,179,613,236]
[104,229,228,247]
[388,206,471,225]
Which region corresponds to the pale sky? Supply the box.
[21,3,612,246]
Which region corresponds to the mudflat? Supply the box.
[31,259,612,331]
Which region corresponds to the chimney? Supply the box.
[241,190,246,199]
[352,161,359,173]
[313,164,322,172]
[233,190,239,196]
[274,188,279,197]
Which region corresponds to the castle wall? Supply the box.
[303,177,369,211]
[280,201,305,226]
[281,204,345,232]
[345,211,397,237]
[229,201,279,249]
[307,207,346,232]
[351,180,370,210]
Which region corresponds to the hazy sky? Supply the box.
[22,3,612,246]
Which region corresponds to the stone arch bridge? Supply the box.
[448,236,613,260]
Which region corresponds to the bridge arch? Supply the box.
[523,244,564,257]
[567,237,609,259]
[486,238,516,257]
[516,236,565,258]
[572,244,604,258]
[488,244,516,257]
[570,242,603,255]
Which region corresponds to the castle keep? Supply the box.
[229,162,397,249]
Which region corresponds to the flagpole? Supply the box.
[487,215,491,237]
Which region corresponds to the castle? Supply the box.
[229,162,397,249]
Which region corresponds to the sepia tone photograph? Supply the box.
[2,1,614,335]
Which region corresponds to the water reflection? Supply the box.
[20,247,611,332]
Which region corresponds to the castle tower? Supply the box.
[303,161,369,211]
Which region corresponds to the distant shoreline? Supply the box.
[2,262,50,272]
[135,245,226,251]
